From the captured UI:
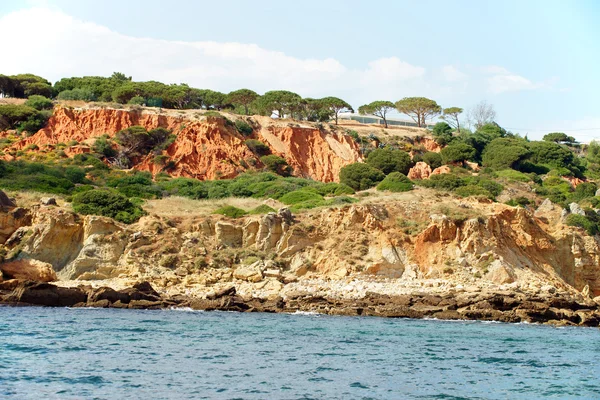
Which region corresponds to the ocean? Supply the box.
[1,307,599,399]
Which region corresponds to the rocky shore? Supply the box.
[1,279,599,327]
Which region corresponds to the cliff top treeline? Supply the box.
[0,72,466,128]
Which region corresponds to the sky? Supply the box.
[1,0,599,140]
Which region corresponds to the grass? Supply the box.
[143,196,282,218]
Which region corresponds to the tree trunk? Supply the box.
[244,104,249,115]
[335,112,338,125]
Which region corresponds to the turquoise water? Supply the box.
[1,307,599,399]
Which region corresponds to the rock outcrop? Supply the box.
[408,162,432,180]
[12,107,361,182]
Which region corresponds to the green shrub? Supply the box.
[206,181,231,199]
[495,169,531,182]
[25,95,53,110]
[204,111,222,118]
[565,214,598,235]
[57,88,96,101]
[235,120,253,136]
[440,143,476,164]
[93,136,117,158]
[347,130,359,142]
[339,163,385,191]
[245,139,271,156]
[482,138,530,170]
[418,173,465,191]
[260,155,292,176]
[569,182,597,202]
[366,148,413,174]
[280,190,323,205]
[432,122,453,145]
[324,196,359,206]
[454,185,493,199]
[505,197,531,207]
[311,182,355,196]
[421,152,442,169]
[377,172,413,192]
[248,204,276,215]
[213,205,247,218]
[127,96,145,105]
[72,189,146,223]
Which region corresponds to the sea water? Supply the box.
[1,307,599,399]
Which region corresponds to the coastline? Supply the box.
[2,279,599,327]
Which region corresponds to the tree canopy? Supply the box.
[395,97,442,127]
[358,101,395,128]
[441,107,463,131]
[226,89,259,115]
[319,97,353,125]
[543,132,576,144]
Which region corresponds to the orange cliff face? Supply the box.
[11,107,363,182]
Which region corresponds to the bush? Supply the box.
[279,190,323,205]
[260,155,292,176]
[506,197,531,207]
[377,172,413,192]
[339,163,385,191]
[248,204,276,215]
[57,88,96,101]
[421,152,442,169]
[213,205,247,218]
[25,95,53,110]
[569,182,597,202]
[454,185,493,199]
[366,148,413,175]
[482,138,530,170]
[565,214,598,235]
[418,173,465,191]
[235,120,253,136]
[440,143,476,164]
[127,96,145,105]
[245,139,271,156]
[432,122,453,145]
[311,182,355,196]
[72,189,146,223]
[495,169,531,182]
[93,136,117,158]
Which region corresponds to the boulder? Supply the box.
[431,165,451,175]
[233,262,263,282]
[569,202,585,216]
[0,190,15,208]
[407,162,432,180]
[40,197,57,206]
[0,259,57,282]
[88,286,131,304]
[9,281,87,307]
[215,221,243,247]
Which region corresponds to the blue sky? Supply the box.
[1,0,599,140]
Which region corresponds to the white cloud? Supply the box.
[0,7,550,106]
[480,65,511,75]
[487,74,539,94]
[441,65,467,82]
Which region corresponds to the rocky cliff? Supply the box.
[1,191,600,324]
[1,193,599,296]
[11,107,362,182]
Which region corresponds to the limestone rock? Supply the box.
[407,162,432,180]
[8,282,87,307]
[431,165,451,175]
[0,190,15,208]
[234,262,263,282]
[534,198,555,217]
[485,260,516,285]
[0,259,57,282]
[40,197,57,206]
[569,202,585,216]
[215,221,243,247]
